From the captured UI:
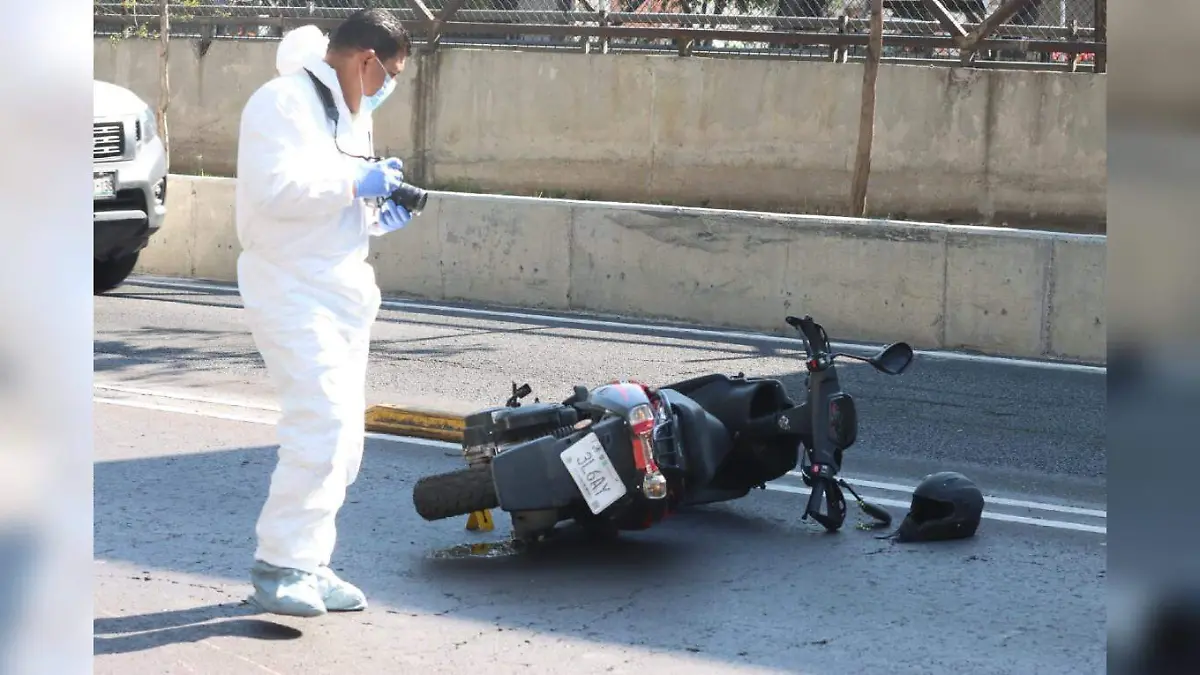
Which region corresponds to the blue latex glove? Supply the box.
[354,159,404,199]
[377,200,412,234]
[382,157,404,175]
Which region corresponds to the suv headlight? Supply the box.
[136,108,158,144]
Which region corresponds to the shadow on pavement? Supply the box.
[103,283,799,360]
[94,603,303,655]
[93,442,852,672]
[93,325,501,388]
[94,433,1105,673]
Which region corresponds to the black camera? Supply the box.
[387,181,428,215]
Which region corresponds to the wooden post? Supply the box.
[1093,0,1105,73]
[849,0,882,218]
[157,0,170,167]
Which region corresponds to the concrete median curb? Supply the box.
[140,175,1107,365]
[364,404,467,443]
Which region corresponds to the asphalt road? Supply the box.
[93,275,1107,674]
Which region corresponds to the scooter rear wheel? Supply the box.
[412,466,500,521]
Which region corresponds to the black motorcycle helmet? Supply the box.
[885,471,984,542]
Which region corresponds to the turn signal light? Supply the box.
[642,470,668,499]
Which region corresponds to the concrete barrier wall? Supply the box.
[138,175,1106,364]
[95,38,1106,231]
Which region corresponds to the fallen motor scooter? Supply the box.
[411,314,913,544]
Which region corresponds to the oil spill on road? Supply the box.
[429,540,525,560]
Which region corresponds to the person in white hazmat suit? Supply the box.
[234,10,415,618]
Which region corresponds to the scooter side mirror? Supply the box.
[867,342,914,375]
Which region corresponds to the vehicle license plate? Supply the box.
[560,432,627,514]
[94,171,116,199]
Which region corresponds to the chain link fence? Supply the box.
[93,0,1104,68]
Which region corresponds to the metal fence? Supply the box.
[93,0,1105,71]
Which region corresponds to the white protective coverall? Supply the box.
[235,26,384,574]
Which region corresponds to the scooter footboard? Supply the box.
[490,416,640,513]
[661,374,795,435]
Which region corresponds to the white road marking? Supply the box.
[94,382,281,412]
[120,275,1106,375]
[93,396,277,425]
[765,484,1106,535]
[786,472,1107,519]
[94,386,1106,536]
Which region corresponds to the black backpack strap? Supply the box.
[302,68,379,164]
[304,68,339,129]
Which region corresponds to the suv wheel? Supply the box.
[95,251,140,294]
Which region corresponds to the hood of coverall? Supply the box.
[276,25,329,77]
[274,25,370,126]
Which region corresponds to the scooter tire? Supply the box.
[412,466,500,521]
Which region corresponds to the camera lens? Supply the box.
[388,182,427,215]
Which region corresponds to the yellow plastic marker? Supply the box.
[465,509,494,532]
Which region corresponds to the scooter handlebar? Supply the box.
[785,315,831,360]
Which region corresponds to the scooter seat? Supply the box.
[657,388,734,488]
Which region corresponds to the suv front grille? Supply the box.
[94,122,125,160]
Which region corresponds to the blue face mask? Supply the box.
[362,57,395,114]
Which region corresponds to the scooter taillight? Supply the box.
[629,404,656,471]
[631,434,654,471]
[629,403,668,499]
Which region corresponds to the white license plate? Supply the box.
[560,432,627,514]
[94,172,116,199]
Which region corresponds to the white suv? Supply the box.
[93,80,168,294]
